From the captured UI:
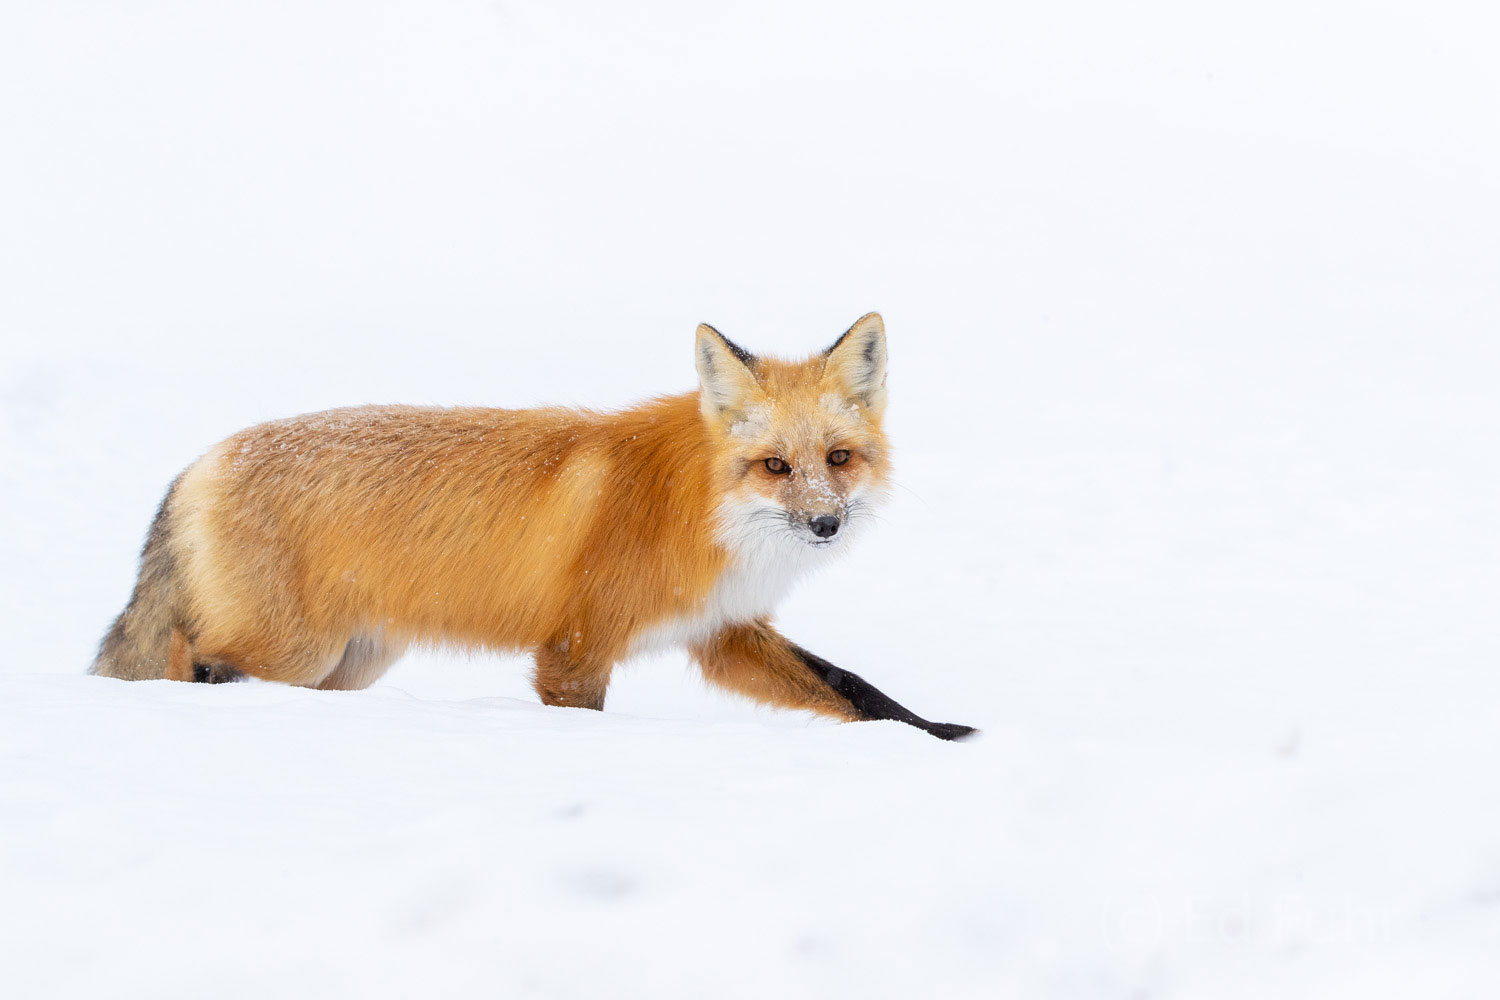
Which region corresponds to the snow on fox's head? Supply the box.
[696,313,893,555]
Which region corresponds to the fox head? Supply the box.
[696,313,893,556]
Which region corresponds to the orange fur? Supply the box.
[165,628,193,682]
[172,398,731,689]
[87,314,973,735]
[691,621,863,721]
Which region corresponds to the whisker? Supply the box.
[887,478,928,508]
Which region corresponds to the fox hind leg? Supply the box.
[317,634,409,691]
[162,627,242,683]
[171,628,398,689]
[190,661,244,683]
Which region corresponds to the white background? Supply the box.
[2,2,1497,996]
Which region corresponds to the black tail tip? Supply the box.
[926,722,979,742]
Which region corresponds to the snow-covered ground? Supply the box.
[3,1,1498,996]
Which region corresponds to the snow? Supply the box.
[3,1,1498,996]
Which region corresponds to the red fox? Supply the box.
[92,314,975,739]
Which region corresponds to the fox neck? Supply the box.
[630,521,819,656]
[628,454,826,657]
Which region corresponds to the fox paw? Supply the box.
[925,722,979,742]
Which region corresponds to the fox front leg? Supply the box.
[534,637,615,711]
[788,643,977,742]
[693,622,977,741]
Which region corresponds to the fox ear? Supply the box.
[696,323,760,423]
[824,312,888,416]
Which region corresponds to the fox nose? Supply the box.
[809,515,840,538]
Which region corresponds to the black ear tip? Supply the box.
[710,330,756,367]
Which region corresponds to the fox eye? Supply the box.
[764,457,790,475]
[827,449,851,467]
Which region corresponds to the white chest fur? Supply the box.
[628,500,825,656]
[629,551,811,656]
